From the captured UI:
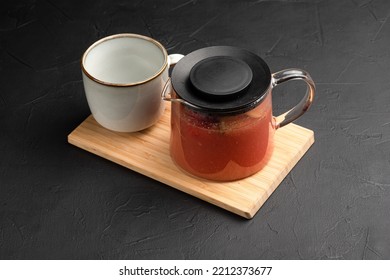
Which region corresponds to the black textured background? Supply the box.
[1,0,390,259]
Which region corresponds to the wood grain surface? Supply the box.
[68,104,314,219]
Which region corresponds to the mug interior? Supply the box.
[82,34,167,85]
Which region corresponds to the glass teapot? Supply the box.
[163,46,315,181]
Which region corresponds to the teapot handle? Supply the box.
[272,69,315,129]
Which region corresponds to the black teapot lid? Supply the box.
[171,46,271,113]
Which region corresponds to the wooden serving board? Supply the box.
[68,104,314,219]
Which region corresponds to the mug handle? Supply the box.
[163,54,203,110]
[168,54,184,67]
[272,69,315,129]
[163,53,183,100]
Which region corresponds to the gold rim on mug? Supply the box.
[81,33,169,87]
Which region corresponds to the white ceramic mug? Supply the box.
[81,33,183,132]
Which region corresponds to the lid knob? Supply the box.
[189,56,253,100]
